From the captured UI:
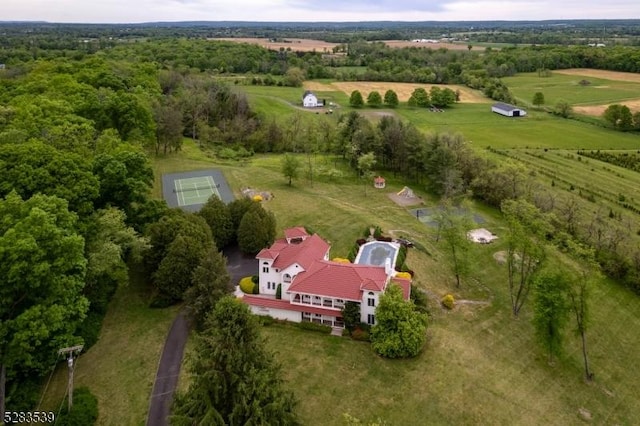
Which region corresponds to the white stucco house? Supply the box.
[241,227,411,328]
[302,90,322,108]
[492,102,527,117]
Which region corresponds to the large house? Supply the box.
[241,227,410,328]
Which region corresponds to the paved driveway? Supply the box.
[145,245,257,426]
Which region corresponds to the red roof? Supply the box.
[391,277,412,300]
[242,295,341,317]
[374,176,385,183]
[289,260,388,301]
[268,234,329,270]
[284,226,309,240]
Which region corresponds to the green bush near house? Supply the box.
[276,283,282,299]
[295,321,332,334]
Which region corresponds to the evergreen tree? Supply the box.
[198,195,234,248]
[237,205,276,254]
[184,248,232,328]
[172,297,299,425]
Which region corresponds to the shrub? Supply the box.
[351,327,370,341]
[332,257,351,263]
[240,276,257,294]
[395,245,407,269]
[275,283,282,299]
[395,272,412,279]
[257,315,276,326]
[295,321,332,334]
[252,194,263,202]
[56,387,99,426]
[251,275,259,283]
[441,294,455,310]
[347,245,358,262]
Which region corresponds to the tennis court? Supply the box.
[174,176,220,207]
[162,169,234,212]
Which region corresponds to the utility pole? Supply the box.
[58,345,83,412]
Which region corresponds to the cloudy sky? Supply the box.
[4,0,639,23]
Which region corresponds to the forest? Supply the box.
[2,22,640,423]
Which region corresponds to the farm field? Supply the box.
[503,70,640,114]
[165,148,640,425]
[303,80,487,103]
[395,103,640,150]
[212,37,341,53]
[239,83,640,150]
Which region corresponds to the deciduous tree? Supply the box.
[366,91,382,108]
[532,269,569,364]
[383,89,399,108]
[502,199,550,317]
[349,90,364,108]
[0,192,89,417]
[532,91,545,107]
[281,153,301,186]
[370,285,427,358]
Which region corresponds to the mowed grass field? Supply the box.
[41,265,180,426]
[503,70,640,113]
[164,148,640,425]
[240,82,640,150]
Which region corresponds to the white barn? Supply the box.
[302,90,322,108]
[492,102,527,117]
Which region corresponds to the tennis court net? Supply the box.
[173,184,214,193]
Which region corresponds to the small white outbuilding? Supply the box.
[492,102,527,117]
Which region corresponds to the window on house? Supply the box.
[367,314,375,325]
[263,267,269,273]
[368,298,375,307]
[283,274,291,283]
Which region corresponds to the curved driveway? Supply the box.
[146,245,256,426]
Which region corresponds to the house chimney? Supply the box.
[384,258,393,276]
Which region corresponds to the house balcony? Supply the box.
[291,293,345,311]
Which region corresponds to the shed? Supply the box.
[374,176,386,189]
[492,102,527,117]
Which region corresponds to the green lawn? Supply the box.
[504,72,640,107]
[41,264,179,426]
[395,103,640,150]
[238,84,640,150]
[151,148,640,425]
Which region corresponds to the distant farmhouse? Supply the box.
[492,102,527,117]
[302,90,324,108]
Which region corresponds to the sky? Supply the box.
[3,0,639,24]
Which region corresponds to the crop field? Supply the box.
[212,37,341,53]
[304,80,487,103]
[491,148,640,219]
[503,71,640,114]
[382,40,484,51]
